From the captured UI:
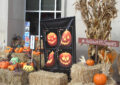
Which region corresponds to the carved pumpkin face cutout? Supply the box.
[61,30,72,46]
[47,32,57,46]
[59,52,72,67]
[46,51,55,67]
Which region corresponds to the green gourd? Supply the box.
[10,57,19,64]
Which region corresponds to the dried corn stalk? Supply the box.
[75,0,117,60]
[102,63,111,77]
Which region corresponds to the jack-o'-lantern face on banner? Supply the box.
[61,30,72,46]
[46,51,55,67]
[59,52,72,67]
[47,32,57,46]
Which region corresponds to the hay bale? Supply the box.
[29,70,68,85]
[0,83,7,85]
[0,56,8,61]
[11,53,29,62]
[0,69,28,85]
[0,69,9,83]
[0,52,9,61]
[68,77,116,85]
[0,52,9,57]
[7,71,28,85]
[32,54,45,69]
[70,63,103,83]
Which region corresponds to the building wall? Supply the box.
[65,0,120,81]
[65,0,88,60]
[0,0,8,49]
[8,0,25,45]
[0,0,25,47]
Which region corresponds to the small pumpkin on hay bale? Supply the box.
[68,77,116,85]
[29,70,68,85]
[74,0,118,79]
[70,56,116,85]
[70,61,103,84]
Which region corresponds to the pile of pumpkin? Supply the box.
[86,59,107,85]
[0,57,34,72]
[79,48,117,85]
[4,46,40,56]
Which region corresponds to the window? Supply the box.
[25,0,61,35]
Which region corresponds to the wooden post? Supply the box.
[95,45,98,64]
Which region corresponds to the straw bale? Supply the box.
[29,70,68,85]
[68,77,116,85]
[70,63,103,83]
[0,52,9,57]
[0,69,28,85]
[0,56,8,61]
[0,83,7,85]
[0,69,9,83]
[0,52,9,61]
[7,71,28,85]
[32,54,45,69]
[11,53,29,62]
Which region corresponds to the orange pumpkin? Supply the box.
[60,30,72,46]
[47,32,57,46]
[19,62,25,68]
[14,47,23,53]
[1,61,10,69]
[19,47,24,53]
[59,52,72,67]
[14,48,19,53]
[46,51,55,67]
[86,59,94,66]
[33,51,40,56]
[106,51,116,64]
[0,62,2,68]
[100,49,105,57]
[24,62,34,67]
[5,61,10,65]
[8,64,17,71]
[30,62,34,67]
[93,73,107,85]
[35,36,39,41]
[99,49,116,63]
[23,46,30,52]
[4,46,13,53]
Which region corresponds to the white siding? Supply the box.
[0,0,25,47]
[0,0,8,50]
[8,0,25,45]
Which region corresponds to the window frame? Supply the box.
[25,0,62,37]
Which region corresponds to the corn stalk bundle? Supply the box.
[75,0,117,60]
